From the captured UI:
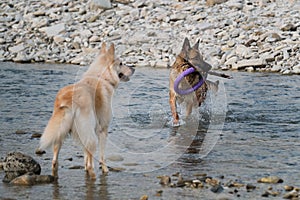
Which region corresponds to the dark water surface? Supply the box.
[0,62,299,199]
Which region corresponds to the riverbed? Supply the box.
[0,62,299,199]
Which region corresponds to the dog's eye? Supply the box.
[119,73,124,78]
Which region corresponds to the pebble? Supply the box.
[0,0,299,75]
[283,189,299,199]
[155,190,163,197]
[257,176,284,184]
[31,133,42,138]
[108,167,126,172]
[156,172,300,198]
[246,184,256,191]
[261,189,280,197]
[206,177,220,186]
[107,155,124,162]
[139,195,148,200]
[211,184,224,193]
[284,185,294,191]
[159,175,171,185]
[69,165,85,169]
[15,130,27,134]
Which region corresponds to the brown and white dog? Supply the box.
[39,43,135,179]
[169,38,230,125]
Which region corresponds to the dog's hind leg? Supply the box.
[74,108,97,179]
[84,149,96,180]
[52,142,62,178]
[99,128,109,174]
[40,108,73,178]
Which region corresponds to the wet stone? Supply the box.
[192,180,204,188]
[262,189,280,197]
[107,155,124,162]
[10,173,55,185]
[69,165,84,170]
[211,184,224,193]
[15,130,27,134]
[246,183,256,191]
[283,190,299,199]
[108,167,125,172]
[206,177,219,186]
[64,157,73,161]
[284,185,294,191]
[31,133,42,138]
[159,175,171,185]
[123,162,138,166]
[139,195,148,200]
[155,190,163,197]
[2,152,41,183]
[257,176,284,184]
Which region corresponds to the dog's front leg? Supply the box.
[99,129,109,174]
[169,90,179,125]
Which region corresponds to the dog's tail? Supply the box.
[39,108,73,150]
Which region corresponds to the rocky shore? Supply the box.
[0,0,299,74]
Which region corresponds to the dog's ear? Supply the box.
[108,43,115,55]
[193,39,200,50]
[100,42,107,54]
[108,43,115,54]
[182,37,191,52]
[107,43,115,64]
[180,37,191,58]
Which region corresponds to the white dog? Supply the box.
[39,43,135,179]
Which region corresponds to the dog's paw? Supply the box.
[102,166,109,174]
[170,118,186,127]
[172,121,181,127]
[88,171,96,180]
[99,164,109,174]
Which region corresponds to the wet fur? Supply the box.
[39,43,134,180]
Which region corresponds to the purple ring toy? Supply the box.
[174,67,205,95]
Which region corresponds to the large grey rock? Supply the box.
[2,152,41,183]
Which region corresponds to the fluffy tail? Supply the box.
[39,109,73,150]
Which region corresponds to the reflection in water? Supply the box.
[52,181,60,200]
[170,117,210,166]
[85,174,95,200]
[98,174,109,200]
[50,172,109,199]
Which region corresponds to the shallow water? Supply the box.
[0,62,299,199]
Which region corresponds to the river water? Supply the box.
[0,62,299,199]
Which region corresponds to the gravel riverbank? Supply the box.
[0,0,299,74]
